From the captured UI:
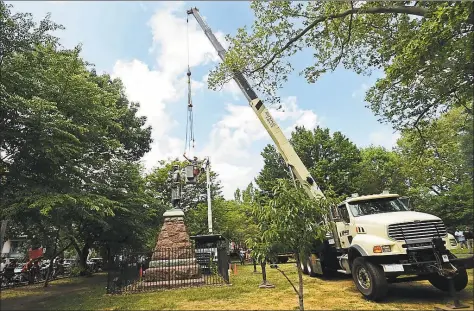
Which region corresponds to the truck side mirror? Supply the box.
[338,206,351,223]
[330,206,342,222]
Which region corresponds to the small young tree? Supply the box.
[234,185,274,287]
[253,179,335,311]
[246,222,276,288]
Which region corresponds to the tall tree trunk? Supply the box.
[70,238,81,256]
[258,259,274,288]
[44,228,61,288]
[43,241,73,287]
[43,261,54,288]
[0,220,8,255]
[295,253,304,311]
[105,244,111,271]
[79,242,90,273]
[261,260,267,284]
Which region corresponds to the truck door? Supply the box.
[336,204,352,248]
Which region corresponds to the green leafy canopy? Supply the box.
[208,1,473,130]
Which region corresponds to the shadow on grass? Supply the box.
[0,274,107,311]
[384,283,472,303]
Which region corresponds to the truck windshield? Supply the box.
[348,198,410,217]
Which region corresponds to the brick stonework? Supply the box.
[151,217,192,260]
[145,215,202,282]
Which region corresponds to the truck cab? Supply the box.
[334,193,457,256]
[303,192,468,301]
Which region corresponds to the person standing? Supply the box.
[463,226,473,253]
[183,154,201,177]
[239,249,246,265]
[455,229,467,249]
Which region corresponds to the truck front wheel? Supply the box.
[351,257,388,301]
[428,269,468,292]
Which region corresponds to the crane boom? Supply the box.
[187,7,325,202]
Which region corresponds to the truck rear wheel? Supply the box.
[351,257,388,301]
[428,269,468,292]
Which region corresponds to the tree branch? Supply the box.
[251,6,428,73]
[53,241,73,258]
[332,3,355,70]
[274,266,299,295]
[413,103,435,128]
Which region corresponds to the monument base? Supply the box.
[152,210,191,257]
[125,277,206,291]
[147,208,201,284]
[143,258,201,282]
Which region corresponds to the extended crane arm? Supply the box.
[187,7,325,202]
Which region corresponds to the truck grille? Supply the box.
[388,220,447,241]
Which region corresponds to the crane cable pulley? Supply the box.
[184,15,195,154]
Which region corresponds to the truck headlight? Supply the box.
[382,245,391,252]
[373,245,392,253]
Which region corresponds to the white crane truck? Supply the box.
[187,7,472,301]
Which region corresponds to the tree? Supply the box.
[354,146,408,195]
[186,183,259,247]
[245,186,277,288]
[67,161,159,269]
[254,144,288,193]
[186,198,256,245]
[256,126,361,197]
[396,106,473,227]
[145,159,223,212]
[252,179,333,311]
[0,2,62,76]
[207,1,473,131]
[0,2,153,273]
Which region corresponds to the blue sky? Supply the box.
[9,1,399,199]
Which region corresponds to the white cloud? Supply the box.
[111,60,186,166]
[111,2,319,199]
[148,2,228,79]
[111,2,226,171]
[200,96,319,199]
[368,130,400,150]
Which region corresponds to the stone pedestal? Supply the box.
[144,209,202,283]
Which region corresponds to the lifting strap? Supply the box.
[184,15,195,154]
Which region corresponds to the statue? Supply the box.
[170,165,181,208]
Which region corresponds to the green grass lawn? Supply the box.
[452,247,473,257]
[1,263,473,310]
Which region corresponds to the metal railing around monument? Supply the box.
[106,246,230,294]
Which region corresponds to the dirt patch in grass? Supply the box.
[1,266,472,310]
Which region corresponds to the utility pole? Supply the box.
[205,157,213,233]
